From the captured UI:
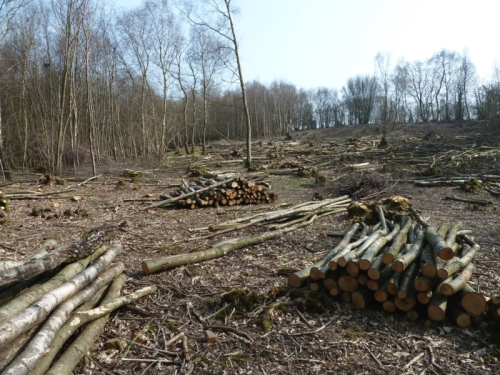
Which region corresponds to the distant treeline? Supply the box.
[0,0,499,173]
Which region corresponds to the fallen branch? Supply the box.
[444,196,493,206]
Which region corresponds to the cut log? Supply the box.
[0,245,108,323]
[447,298,471,328]
[367,246,390,280]
[437,243,479,279]
[338,271,359,292]
[44,281,155,375]
[352,288,373,309]
[386,272,402,295]
[425,226,453,260]
[0,240,57,272]
[440,263,475,296]
[357,273,368,286]
[420,243,437,278]
[2,263,125,375]
[359,224,400,270]
[414,275,438,293]
[309,223,361,280]
[148,216,316,277]
[346,259,360,278]
[340,292,351,302]
[0,244,122,351]
[328,232,370,271]
[445,222,463,247]
[397,261,419,299]
[0,226,111,292]
[383,219,412,264]
[382,299,396,313]
[392,231,424,272]
[428,277,453,321]
[337,229,386,267]
[417,291,433,304]
[395,295,416,312]
[459,284,488,316]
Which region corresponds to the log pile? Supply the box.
[289,204,489,328]
[0,227,156,374]
[141,175,277,210]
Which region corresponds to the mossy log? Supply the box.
[459,284,488,316]
[440,263,475,296]
[382,219,412,264]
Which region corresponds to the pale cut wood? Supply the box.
[0,244,122,351]
[338,229,386,267]
[382,299,396,312]
[359,224,400,270]
[392,231,425,272]
[438,243,480,279]
[0,245,108,324]
[44,280,155,375]
[382,219,412,264]
[440,263,475,296]
[3,263,125,375]
[459,284,488,316]
[0,240,57,271]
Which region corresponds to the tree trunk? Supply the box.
[0,226,111,292]
[3,263,125,375]
[0,244,122,351]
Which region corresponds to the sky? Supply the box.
[118,0,500,90]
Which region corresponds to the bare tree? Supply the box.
[342,75,379,124]
[182,0,253,167]
[374,51,392,129]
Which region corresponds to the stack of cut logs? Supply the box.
[289,206,490,328]
[0,226,156,374]
[159,176,277,209]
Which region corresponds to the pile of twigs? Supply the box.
[289,206,487,328]
[0,227,156,374]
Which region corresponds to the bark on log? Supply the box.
[45,279,155,375]
[420,244,437,278]
[428,277,453,321]
[386,272,402,295]
[27,284,109,375]
[392,231,425,272]
[437,243,479,279]
[397,261,419,299]
[383,219,412,264]
[414,275,438,293]
[459,284,488,316]
[417,291,433,304]
[425,226,453,260]
[0,244,121,350]
[3,263,125,375]
[366,246,390,280]
[445,223,463,247]
[140,177,235,210]
[0,245,108,324]
[0,240,57,271]
[359,224,400,270]
[447,297,471,328]
[309,223,360,280]
[440,263,475,296]
[337,229,386,267]
[346,259,360,278]
[0,226,111,292]
[328,232,370,271]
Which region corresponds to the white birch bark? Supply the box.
[0,244,122,350]
[0,240,57,271]
[3,262,124,374]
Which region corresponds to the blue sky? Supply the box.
[118,0,500,90]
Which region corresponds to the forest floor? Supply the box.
[1,120,500,374]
